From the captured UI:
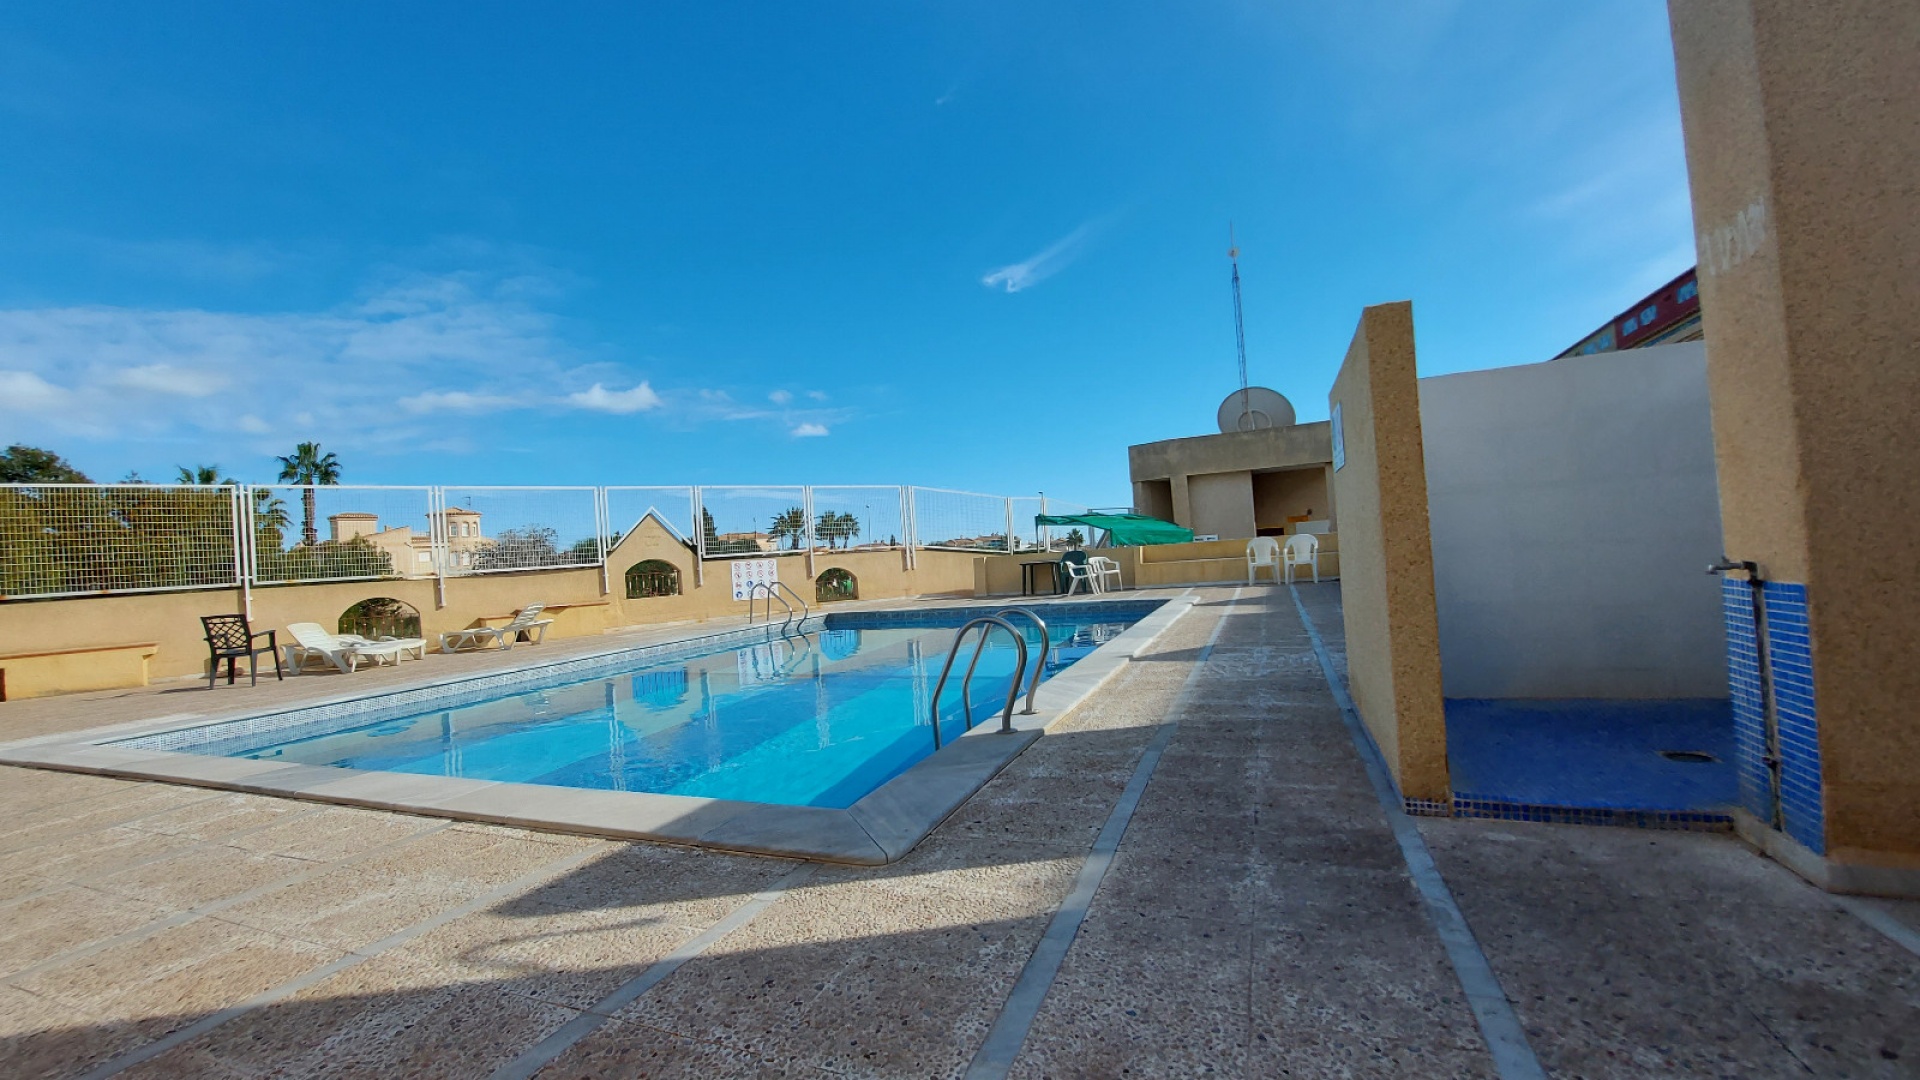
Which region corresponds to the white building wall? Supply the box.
[1420,341,1727,699]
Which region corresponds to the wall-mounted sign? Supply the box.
[1331,402,1346,471]
[729,558,780,601]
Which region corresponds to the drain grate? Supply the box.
[1659,749,1718,764]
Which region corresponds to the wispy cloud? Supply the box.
[398,389,529,414]
[568,382,663,414]
[0,272,651,449]
[0,266,859,461]
[111,364,224,398]
[981,221,1100,293]
[935,83,959,107]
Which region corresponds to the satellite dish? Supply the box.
[1217,387,1295,433]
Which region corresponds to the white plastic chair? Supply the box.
[1247,537,1281,584]
[1088,556,1123,593]
[1283,533,1320,584]
[1060,555,1098,596]
[439,603,555,653]
[283,622,397,674]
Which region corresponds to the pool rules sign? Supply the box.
[730,558,780,601]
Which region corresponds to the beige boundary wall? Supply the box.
[0,515,979,700]
[1326,302,1448,805]
[971,538,1342,597]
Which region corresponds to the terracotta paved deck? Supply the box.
[1,585,1915,1078]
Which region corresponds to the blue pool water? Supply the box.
[142,610,1142,808]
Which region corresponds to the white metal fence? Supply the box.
[0,482,1092,601]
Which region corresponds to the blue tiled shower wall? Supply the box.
[1722,577,1824,853]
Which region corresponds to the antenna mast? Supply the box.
[1229,224,1250,423]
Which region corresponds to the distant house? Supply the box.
[327,507,491,577]
[712,531,778,553]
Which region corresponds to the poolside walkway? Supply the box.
[1,585,1916,1078]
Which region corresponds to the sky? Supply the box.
[0,2,1696,505]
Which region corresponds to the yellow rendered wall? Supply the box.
[0,515,981,699]
[1325,302,1448,804]
[1670,0,1920,865]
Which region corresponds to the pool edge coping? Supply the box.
[0,593,1198,866]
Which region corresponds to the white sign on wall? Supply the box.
[729,558,780,601]
[1331,402,1346,471]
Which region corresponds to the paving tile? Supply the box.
[84,844,313,909]
[386,901,720,1013]
[1420,818,1920,1079]
[0,887,168,978]
[1010,911,1252,1080]
[215,829,591,951]
[0,984,150,1080]
[140,953,578,1080]
[0,786,216,857]
[118,792,309,843]
[538,1018,809,1079]
[13,917,339,1024]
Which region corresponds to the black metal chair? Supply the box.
[201,614,282,689]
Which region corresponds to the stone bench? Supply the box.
[0,642,160,701]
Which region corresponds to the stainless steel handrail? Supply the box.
[746,580,812,635]
[746,581,792,630]
[772,580,811,632]
[993,607,1050,715]
[927,616,1029,749]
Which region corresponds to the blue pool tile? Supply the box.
[1445,698,1737,822]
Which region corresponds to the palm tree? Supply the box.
[769,506,807,550]
[253,489,291,547]
[814,510,854,549]
[275,442,341,546]
[175,464,236,487]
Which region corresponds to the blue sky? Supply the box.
[0,2,1694,505]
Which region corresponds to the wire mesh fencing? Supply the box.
[0,484,242,599]
[438,487,602,575]
[1,481,1097,600]
[912,487,1016,552]
[248,486,433,585]
[604,487,697,549]
[697,486,809,558]
[1030,495,1091,551]
[808,486,907,554]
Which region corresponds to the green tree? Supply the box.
[769,506,807,550]
[475,525,565,570]
[1066,528,1085,549]
[0,445,90,483]
[274,442,341,547]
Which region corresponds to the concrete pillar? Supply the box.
[1169,474,1193,531]
[1670,1,1920,893]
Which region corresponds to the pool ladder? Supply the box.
[926,608,1050,749]
[746,581,811,636]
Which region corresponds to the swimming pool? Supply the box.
[114,605,1151,809]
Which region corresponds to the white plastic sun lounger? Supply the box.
[438,603,554,653]
[283,622,405,674]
